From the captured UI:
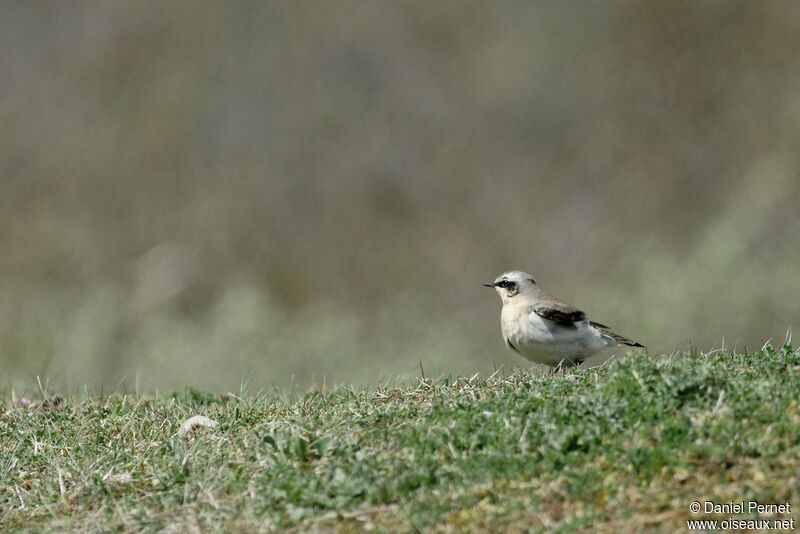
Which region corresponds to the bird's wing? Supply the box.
[529,300,586,327]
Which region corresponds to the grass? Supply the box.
[2,344,799,532]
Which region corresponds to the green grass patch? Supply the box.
[2,344,800,532]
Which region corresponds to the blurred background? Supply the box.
[2,1,799,392]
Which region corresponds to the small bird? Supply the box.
[484,271,643,367]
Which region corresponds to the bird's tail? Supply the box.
[591,322,645,349]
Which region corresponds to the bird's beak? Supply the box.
[483,283,496,288]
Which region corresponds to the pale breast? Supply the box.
[501,303,607,362]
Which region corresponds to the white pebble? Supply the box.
[178,415,219,436]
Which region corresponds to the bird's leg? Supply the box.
[553,356,582,375]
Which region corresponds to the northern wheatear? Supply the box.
[485,271,643,367]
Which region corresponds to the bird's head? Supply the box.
[483,271,538,304]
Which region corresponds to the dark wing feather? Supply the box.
[592,323,645,348]
[530,302,586,327]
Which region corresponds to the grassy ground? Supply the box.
[2,344,799,532]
